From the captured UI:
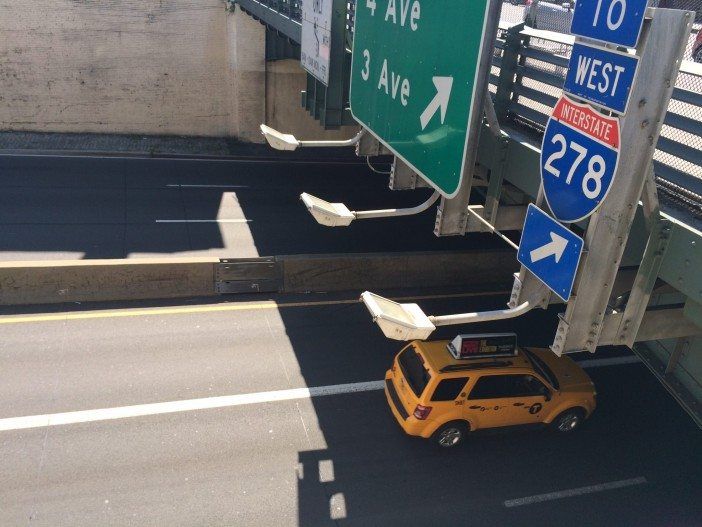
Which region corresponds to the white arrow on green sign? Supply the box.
[350,0,491,198]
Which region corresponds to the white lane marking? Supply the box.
[0,381,384,432]
[0,153,369,166]
[154,219,252,223]
[0,355,640,432]
[503,477,648,508]
[576,356,640,368]
[166,184,249,189]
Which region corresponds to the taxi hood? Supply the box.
[527,347,593,391]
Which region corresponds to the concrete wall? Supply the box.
[266,60,359,141]
[0,0,264,140]
[0,1,357,143]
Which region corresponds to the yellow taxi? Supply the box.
[384,333,596,448]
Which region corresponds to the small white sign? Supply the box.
[301,0,332,85]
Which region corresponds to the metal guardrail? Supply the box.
[233,0,302,41]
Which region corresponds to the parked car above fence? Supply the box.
[523,0,574,33]
[694,29,702,62]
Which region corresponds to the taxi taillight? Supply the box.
[413,405,432,420]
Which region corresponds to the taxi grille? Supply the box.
[386,378,409,420]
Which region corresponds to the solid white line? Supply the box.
[0,381,385,432]
[0,152,368,166]
[154,219,252,223]
[166,184,249,189]
[503,477,647,507]
[0,355,640,432]
[576,356,640,368]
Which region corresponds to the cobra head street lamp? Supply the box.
[300,193,355,227]
[360,291,536,341]
[361,292,436,341]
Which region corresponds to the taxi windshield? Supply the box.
[523,348,560,390]
[398,346,431,397]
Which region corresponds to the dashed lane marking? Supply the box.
[154,219,252,223]
[0,381,385,432]
[574,356,641,368]
[0,356,640,432]
[503,477,648,507]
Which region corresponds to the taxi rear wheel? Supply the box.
[432,422,469,448]
[551,408,585,433]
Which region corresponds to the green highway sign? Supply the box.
[350,0,491,198]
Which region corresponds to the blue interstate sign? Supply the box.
[518,204,584,302]
[564,42,639,114]
[541,96,620,223]
[571,0,647,48]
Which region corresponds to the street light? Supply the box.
[300,191,440,227]
[361,292,436,341]
[360,291,536,341]
[300,192,355,227]
[260,124,364,151]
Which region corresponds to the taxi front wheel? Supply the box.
[551,408,585,433]
[432,422,469,448]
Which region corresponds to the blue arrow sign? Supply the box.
[541,96,620,223]
[571,0,647,48]
[564,42,639,115]
[518,204,584,302]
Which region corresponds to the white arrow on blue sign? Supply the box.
[541,96,621,223]
[518,204,584,302]
[564,42,639,115]
[571,0,648,48]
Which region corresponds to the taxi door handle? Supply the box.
[513,402,525,407]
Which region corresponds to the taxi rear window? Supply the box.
[398,346,431,397]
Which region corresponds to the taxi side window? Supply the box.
[431,377,469,401]
[468,374,545,400]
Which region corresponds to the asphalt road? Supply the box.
[0,154,503,261]
[1,291,700,526]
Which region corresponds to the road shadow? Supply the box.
[274,294,702,526]
[0,154,505,260]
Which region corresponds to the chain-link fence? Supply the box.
[496,0,702,216]
[508,0,701,59]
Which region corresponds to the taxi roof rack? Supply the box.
[439,361,513,373]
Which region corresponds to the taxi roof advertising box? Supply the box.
[447,333,518,360]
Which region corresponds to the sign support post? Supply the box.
[434,0,502,236]
[552,8,694,355]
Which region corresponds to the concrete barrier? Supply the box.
[0,250,517,306]
[281,251,516,293]
[0,258,218,306]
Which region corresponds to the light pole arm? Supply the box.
[428,300,534,327]
[353,191,440,220]
[298,130,364,148]
[260,124,364,151]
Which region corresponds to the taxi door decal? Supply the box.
[529,402,543,415]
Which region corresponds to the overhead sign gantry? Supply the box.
[357,2,697,354]
[349,0,493,198]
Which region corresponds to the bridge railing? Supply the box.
[490,22,702,217]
